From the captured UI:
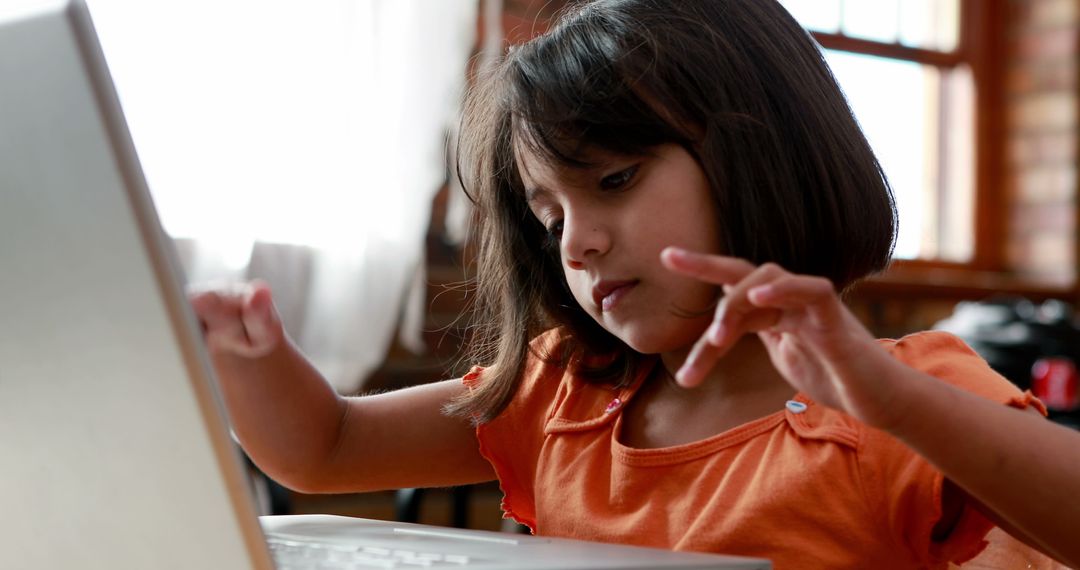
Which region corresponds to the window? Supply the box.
[85,0,478,392]
[780,0,998,265]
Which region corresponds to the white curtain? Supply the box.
[444,0,501,246]
[86,0,478,392]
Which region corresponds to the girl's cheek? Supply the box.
[565,276,594,312]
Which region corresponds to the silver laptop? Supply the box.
[0,2,770,568]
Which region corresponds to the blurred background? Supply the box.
[83,0,1080,532]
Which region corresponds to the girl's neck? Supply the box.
[658,336,793,401]
[619,336,796,449]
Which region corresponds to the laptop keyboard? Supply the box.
[268,536,473,569]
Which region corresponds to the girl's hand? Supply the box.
[187,280,284,359]
[661,247,910,430]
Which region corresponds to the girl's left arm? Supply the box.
[661,247,1080,568]
[887,370,1079,567]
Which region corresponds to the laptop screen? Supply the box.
[0,2,274,567]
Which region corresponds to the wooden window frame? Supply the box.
[811,0,1056,298]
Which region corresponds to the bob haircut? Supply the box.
[449,0,896,423]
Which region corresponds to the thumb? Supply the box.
[239,281,284,356]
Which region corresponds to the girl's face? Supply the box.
[519,143,722,355]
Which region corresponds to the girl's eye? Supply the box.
[599,165,639,191]
[542,219,564,251]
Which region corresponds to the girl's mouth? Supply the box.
[593,280,639,312]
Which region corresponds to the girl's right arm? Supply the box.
[188,281,496,494]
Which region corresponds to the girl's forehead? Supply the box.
[515,148,573,198]
[511,115,610,164]
[513,127,618,177]
[514,144,609,195]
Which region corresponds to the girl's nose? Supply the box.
[562,213,611,269]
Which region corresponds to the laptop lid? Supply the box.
[0,2,274,568]
[0,3,771,569]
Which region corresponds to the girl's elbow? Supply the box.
[256,462,338,495]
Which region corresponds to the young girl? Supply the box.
[190,0,1079,567]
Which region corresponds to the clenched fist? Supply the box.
[188,280,284,359]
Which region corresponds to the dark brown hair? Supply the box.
[448,0,896,423]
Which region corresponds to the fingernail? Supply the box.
[661,247,684,262]
[708,323,725,345]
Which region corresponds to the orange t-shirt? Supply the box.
[463,330,1045,569]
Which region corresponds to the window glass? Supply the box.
[826,51,929,259]
[825,50,974,260]
[780,0,960,51]
[899,0,960,51]
[842,0,900,44]
[780,0,971,261]
[780,0,841,34]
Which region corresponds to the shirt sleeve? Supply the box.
[462,329,569,531]
[859,331,1046,566]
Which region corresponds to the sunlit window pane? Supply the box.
[937,64,974,261]
[898,0,933,48]
[825,51,973,261]
[899,0,960,51]
[780,0,971,262]
[782,0,960,51]
[935,0,960,52]
[778,0,841,34]
[826,51,926,259]
[842,0,900,43]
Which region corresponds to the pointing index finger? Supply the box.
[660,247,756,286]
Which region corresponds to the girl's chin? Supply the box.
[614,328,703,356]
